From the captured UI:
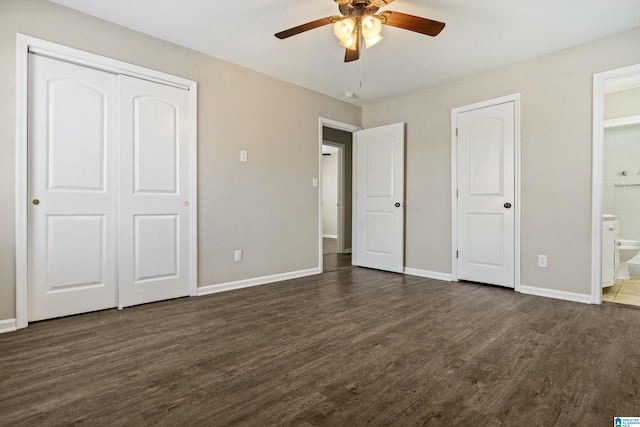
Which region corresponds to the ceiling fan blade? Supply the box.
[275,17,334,39]
[344,46,360,62]
[382,11,445,36]
[344,20,360,62]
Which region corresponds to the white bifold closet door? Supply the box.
[28,54,191,322]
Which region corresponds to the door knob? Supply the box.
[395,202,401,208]
[32,199,40,205]
[504,202,512,209]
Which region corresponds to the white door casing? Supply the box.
[118,75,191,307]
[28,55,119,321]
[353,123,405,273]
[318,118,361,271]
[456,101,516,288]
[18,35,197,327]
[592,65,640,304]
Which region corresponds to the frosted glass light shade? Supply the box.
[365,35,383,48]
[333,18,356,42]
[339,36,357,50]
[361,16,382,39]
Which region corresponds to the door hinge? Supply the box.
[456,250,459,259]
[456,189,458,198]
[456,128,458,137]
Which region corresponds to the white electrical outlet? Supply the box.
[240,150,248,162]
[234,249,243,262]
[538,255,548,268]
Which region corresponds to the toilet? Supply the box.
[617,239,640,280]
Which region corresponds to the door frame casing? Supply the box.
[318,118,361,271]
[15,34,198,329]
[451,93,522,291]
[591,64,640,304]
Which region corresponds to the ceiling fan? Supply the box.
[275,0,445,62]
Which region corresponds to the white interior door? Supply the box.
[118,76,191,307]
[28,54,118,321]
[353,123,405,273]
[457,102,515,288]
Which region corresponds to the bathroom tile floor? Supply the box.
[602,274,640,306]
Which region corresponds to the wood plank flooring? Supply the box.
[323,237,352,273]
[2,267,640,426]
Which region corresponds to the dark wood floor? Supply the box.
[2,266,640,426]
[323,237,352,273]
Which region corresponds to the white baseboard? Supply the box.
[404,267,452,282]
[322,234,337,239]
[519,284,592,304]
[343,248,352,254]
[0,318,17,334]
[198,268,322,296]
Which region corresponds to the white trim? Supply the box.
[197,268,321,296]
[404,267,452,282]
[322,234,338,239]
[15,35,29,329]
[604,73,640,93]
[0,319,17,334]
[15,34,199,328]
[28,45,192,90]
[343,248,352,254]
[592,63,640,305]
[604,114,640,129]
[451,93,522,291]
[520,285,592,305]
[189,83,199,297]
[319,117,361,270]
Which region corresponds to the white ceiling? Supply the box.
[50,0,640,105]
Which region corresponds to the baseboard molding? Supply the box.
[0,318,17,334]
[343,248,352,254]
[198,268,322,296]
[404,268,452,282]
[519,284,592,304]
[322,234,338,239]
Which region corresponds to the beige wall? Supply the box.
[3,1,640,321]
[363,26,640,296]
[0,0,361,320]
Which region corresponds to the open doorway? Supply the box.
[322,143,341,249]
[320,119,359,272]
[593,65,640,305]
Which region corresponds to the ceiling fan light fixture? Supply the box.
[361,15,382,39]
[333,17,356,42]
[339,36,357,50]
[364,34,383,48]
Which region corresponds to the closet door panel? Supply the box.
[118,76,191,307]
[28,55,118,321]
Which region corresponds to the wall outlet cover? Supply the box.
[538,255,548,267]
